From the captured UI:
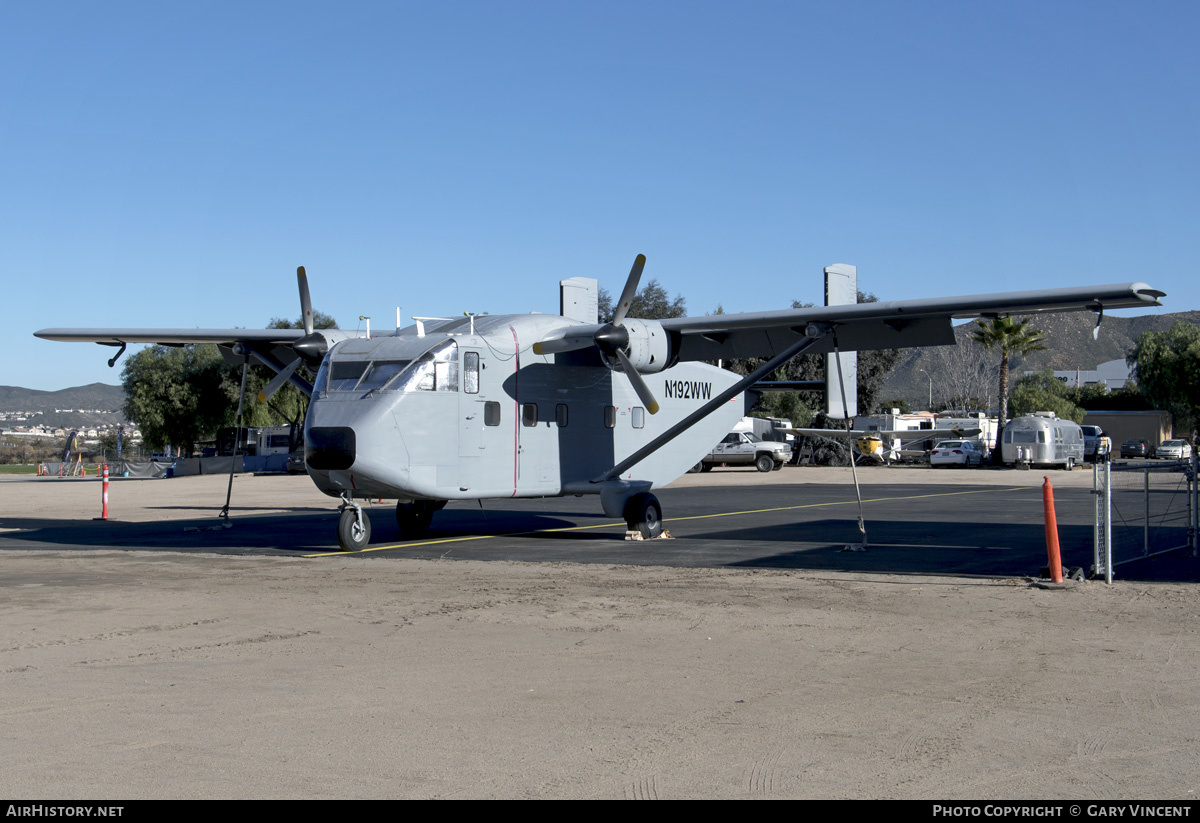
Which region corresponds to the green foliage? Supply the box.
[267,312,339,331]
[121,345,237,455]
[1127,321,1200,437]
[1009,370,1085,423]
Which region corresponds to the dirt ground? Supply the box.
[1,468,1197,799]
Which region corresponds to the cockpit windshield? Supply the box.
[316,339,459,396]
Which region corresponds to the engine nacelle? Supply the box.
[606,318,672,374]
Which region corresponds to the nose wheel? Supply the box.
[337,499,371,551]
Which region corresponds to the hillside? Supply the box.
[881,310,1200,410]
[0,383,127,429]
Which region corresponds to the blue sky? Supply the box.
[3,1,1196,391]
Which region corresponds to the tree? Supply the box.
[121,344,236,455]
[1009,370,1085,423]
[969,316,1047,428]
[1127,321,1200,438]
[926,335,994,412]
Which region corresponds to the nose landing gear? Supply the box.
[337,495,371,551]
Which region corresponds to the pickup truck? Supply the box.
[696,431,791,472]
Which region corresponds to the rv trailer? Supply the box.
[1000,413,1084,469]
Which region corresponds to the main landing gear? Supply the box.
[623,492,664,540]
[396,499,446,540]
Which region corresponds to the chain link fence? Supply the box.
[1093,456,1198,582]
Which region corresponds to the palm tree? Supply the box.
[969,316,1048,429]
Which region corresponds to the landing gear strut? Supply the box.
[396,499,446,540]
[337,495,371,551]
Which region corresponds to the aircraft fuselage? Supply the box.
[303,312,743,504]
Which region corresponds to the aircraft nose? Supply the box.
[306,426,356,470]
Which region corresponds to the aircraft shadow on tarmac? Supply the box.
[2,502,1194,582]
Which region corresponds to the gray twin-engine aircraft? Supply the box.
[36,256,1164,551]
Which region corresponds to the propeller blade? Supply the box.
[615,348,659,415]
[257,357,302,404]
[611,254,645,327]
[297,266,314,336]
[532,334,596,356]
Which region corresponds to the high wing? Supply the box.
[32,328,304,346]
[536,281,1165,362]
[33,268,368,399]
[32,327,316,394]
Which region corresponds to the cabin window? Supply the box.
[631,407,645,429]
[463,352,480,394]
[604,406,616,428]
[556,404,568,428]
[522,403,538,427]
[484,402,501,426]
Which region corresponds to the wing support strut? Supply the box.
[592,324,831,484]
[219,355,250,526]
[832,332,868,551]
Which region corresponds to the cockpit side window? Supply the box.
[389,339,459,393]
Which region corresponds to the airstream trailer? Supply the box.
[1000,413,1085,469]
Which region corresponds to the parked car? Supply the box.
[1120,438,1151,459]
[1155,440,1194,460]
[929,440,985,467]
[1080,425,1108,462]
[287,448,306,474]
[698,431,791,472]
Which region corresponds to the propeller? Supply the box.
[533,254,660,414]
[258,266,324,404]
[291,266,330,368]
[257,357,301,404]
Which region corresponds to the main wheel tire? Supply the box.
[624,492,663,540]
[396,501,434,539]
[338,508,371,551]
[755,454,773,473]
[700,463,713,473]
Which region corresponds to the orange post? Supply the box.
[1042,476,1062,583]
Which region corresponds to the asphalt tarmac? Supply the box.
[3,466,1194,581]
